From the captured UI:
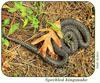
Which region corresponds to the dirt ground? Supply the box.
[1,1,95,77]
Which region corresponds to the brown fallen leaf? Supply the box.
[31,20,63,58]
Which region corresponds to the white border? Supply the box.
[0,0,99,83]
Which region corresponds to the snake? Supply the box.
[2,18,90,67]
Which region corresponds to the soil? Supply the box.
[1,1,95,77]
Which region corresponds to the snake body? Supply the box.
[52,18,90,66]
[2,18,90,67]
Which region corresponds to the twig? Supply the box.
[10,13,16,27]
[81,61,89,76]
[25,65,30,76]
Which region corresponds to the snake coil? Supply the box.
[52,18,90,66]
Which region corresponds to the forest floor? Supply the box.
[1,1,95,77]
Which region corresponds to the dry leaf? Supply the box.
[31,20,63,58]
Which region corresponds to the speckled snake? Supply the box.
[2,18,90,67]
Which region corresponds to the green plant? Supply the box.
[2,18,20,47]
[32,16,39,29]
[3,18,10,26]
[8,23,19,35]
[2,1,45,46]
[2,37,9,47]
[2,18,10,47]
[7,1,44,32]
[47,21,61,31]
